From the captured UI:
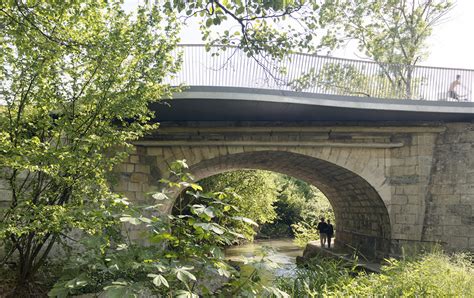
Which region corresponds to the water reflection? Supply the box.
[225,238,303,281]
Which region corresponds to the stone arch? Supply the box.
[181,150,391,258]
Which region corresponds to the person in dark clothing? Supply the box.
[326,219,334,248]
[316,218,328,248]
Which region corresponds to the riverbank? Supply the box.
[301,240,381,273]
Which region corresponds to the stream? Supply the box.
[225,238,304,283]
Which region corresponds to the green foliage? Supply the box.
[0,0,180,288]
[276,255,354,296]
[197,170,334,241]
[318,0,453,98]
[320,0,453,65]
[269,175,333,246]
[0,0,335,291]
[261,174,333,239]
[48,161,264,297]
[197,170,279,239]
[277,251,474,297]
[335,252,474,297]
[289,60,428,99]
[164,0,323,60]
[291,222,319,248]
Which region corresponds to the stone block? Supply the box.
[407,195,423,206]
[400,185,419,195]
[388,204,402,214]
[443,215,462,226]
[460,195,474,204]
[454,184,473,195]
[401,203,421,214]
[404,156,419,166]
[217,146,228,156]
[134,192,146,202]
[447,204,472,217]
[121,191,136,200]
[0,189,12,202]
[129,155,140,164]
[395,214,416,225]
[162,148,174,160]
[114,163,126,173]
[449,225,474,237]
[227,146,244,155]
[135,164,150,174]
[422,225,443,239]
[128,182,141,192]
[431,184,455,195]
[0,179,9,190]
[391,165,416,176]
[447,237,468,250]
[112,179,128,192]
[141,183,151,192]
[389,158,406,167]
[130,173,149,183]
[469,237,474,249]
[467,173,474,184]
[461,216,474,225]
[146,147,162,156]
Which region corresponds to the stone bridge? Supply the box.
[113,45,474,258]
[114,84,474,258]
[2,45,472,259]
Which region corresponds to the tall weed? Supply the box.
[278,251,474,297]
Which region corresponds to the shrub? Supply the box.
[291,221,319,248]
[48,161,262,297]
[277,251,474,297]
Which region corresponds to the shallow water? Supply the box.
[225,238,303,282]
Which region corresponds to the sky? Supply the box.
[326,0,474,70]
[123,0,474,70]
[423,0,474,69]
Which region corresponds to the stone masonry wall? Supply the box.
[385,130,440,254]
[1,122,473,258]
[421,123,474,251]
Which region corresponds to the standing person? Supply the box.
[448,75,462,100]
[326,219,334,248]
[316,218,328,248]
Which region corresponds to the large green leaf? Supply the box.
[148,274,169,288]
[173,266,197,283]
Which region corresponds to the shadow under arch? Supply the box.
[184,150,391,259]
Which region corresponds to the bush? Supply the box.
[334,251,474,297]
[277,251,474,297]
[291,221,319,248]
[276,255,355,296]
[48,161,263,297]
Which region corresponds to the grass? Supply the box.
[277,251,474,297]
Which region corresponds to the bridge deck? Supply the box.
[154,86,474,122]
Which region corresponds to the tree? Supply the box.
[195,170,334,240]
[319,0,454,98]
[0,0,342,292]
[166,0,322,58]
[164,0,330,82]
[0,1,180,291]
[262,174,334,239]
[197,170,279,239]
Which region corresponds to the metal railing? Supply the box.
[168,44,474,102]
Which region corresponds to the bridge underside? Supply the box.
[188,150,392,258]
[153,86,474,122]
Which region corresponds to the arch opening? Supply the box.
[181,150,391,259]
[173,168,334,243]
